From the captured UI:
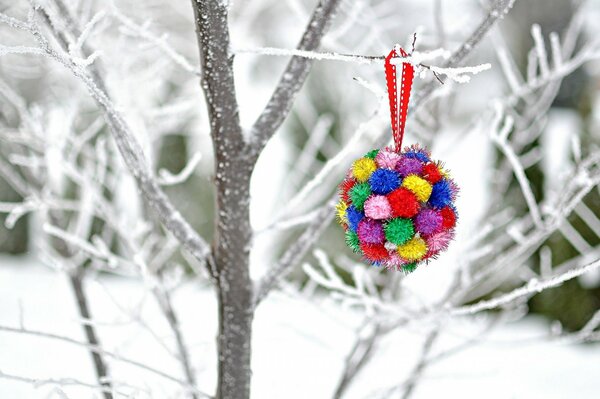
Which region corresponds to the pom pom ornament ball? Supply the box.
[336,145,458,272]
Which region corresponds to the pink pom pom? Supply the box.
[375,150,401,170]
[426,230,454,253]
[364,195,392,220]
[385,253,407,270]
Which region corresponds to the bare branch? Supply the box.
[23,3,216,275]
[0,324,212,398]
[412,0,517,107]
[247,0,342,159]
[451,257,600,316]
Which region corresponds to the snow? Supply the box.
[1,256,599,398]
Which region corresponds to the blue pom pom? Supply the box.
[404,151,430,163]
[346,206,364,232]
[428,179,452,208]
[368,169,400,195]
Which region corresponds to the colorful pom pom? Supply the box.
[364,149,379,159]
[364,195,392,220]
[402,175,432,202]
[414,209,443,236]
[339,179,355,203]
[345,230,361,253]
[428,179,453,208]
[422,163,443,184]
[387,188,419,218]
[396,157,423,177]
[375,150,401,169]
[346,206,364,232]
[369,169,400,195]
[357,219,385,244]
[360,242,389,262]
[336,200,348,225]
[336,145,458,272]
[352,158,377,182]
[397,236,428,261]
[349,182,371,211]
[384,218,414,245]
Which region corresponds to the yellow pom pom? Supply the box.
[435,161,449,178]
[336,200,348,225]
[352,158,377,182]
[397,237,428,261]
[402,175,432,202]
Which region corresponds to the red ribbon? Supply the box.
[385,47,414,152]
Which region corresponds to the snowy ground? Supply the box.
[1,255,599,398]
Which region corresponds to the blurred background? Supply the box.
[1,0,600,398]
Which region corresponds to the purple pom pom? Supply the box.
[396,157,423,177]
[357,219,385,244]
[415,209,443,235]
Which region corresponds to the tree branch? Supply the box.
[412,0,516,107]
[30,2,215,277]
[247,0,342,160]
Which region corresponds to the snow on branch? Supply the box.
[451,257,600,316]
[236,46,491,83]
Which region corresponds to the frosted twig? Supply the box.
[235,47,378,64]
[19,5,215,276]
[0,45,47,57]
[490,110,543,227]
[451,257,600,316]
[69,11,105,55]
[412,0,517,106]
[0,369,133,397]
[110,4,199,75]
[247,0,342,158]
[0,325,212,397]
[158,152,202,186]
[400,329,440,399]
[531,24,549,79]
[153,280,198,399]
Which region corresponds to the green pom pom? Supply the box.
[345,231,361,253]
[349,183,371,211]
[384,218,414,245]
[364,149,379,159]
[403,263,417,273]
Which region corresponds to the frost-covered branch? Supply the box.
[0,5,215,274]
[413,0,517,106]
[0,325,212,397]
[248,0,342,159]
[451,257,600,316]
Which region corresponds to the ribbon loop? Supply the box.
[385,47,414,152]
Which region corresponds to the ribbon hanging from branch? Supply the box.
[385,47,415,151]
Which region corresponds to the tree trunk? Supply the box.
[189,0,254,397]
[214,163,254,399]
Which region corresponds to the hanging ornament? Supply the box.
[336,46,459,273]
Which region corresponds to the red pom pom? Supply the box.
[422,163,442,184]
[440,207,456,229]
[387,188,419,218]
[360,242,389,262]
[339,179,356,203]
